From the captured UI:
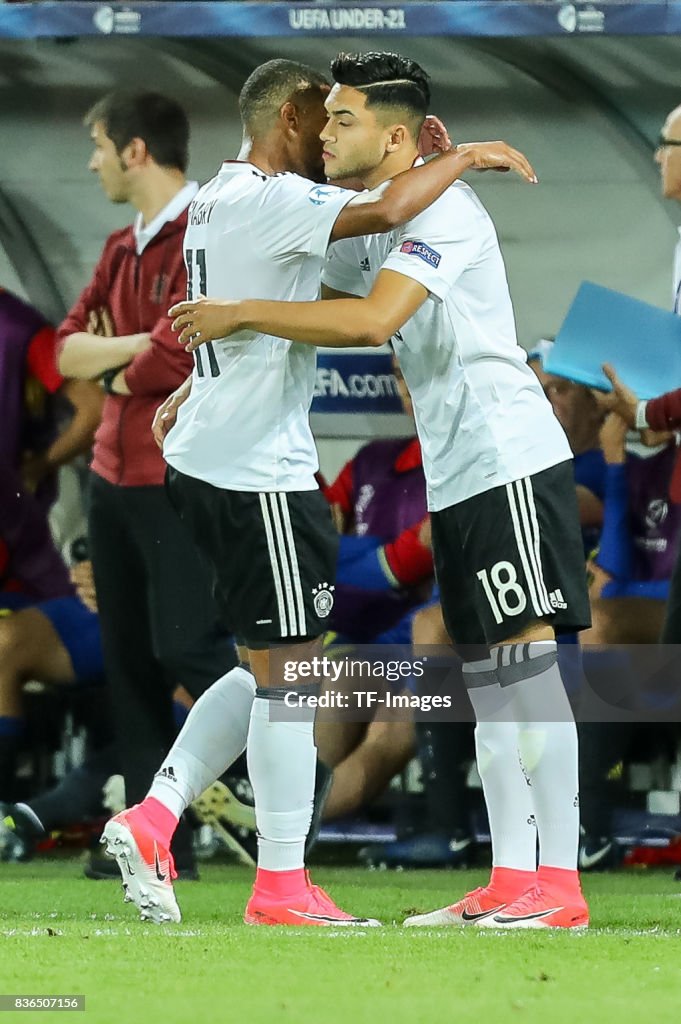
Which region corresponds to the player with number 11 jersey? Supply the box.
[163,165,350,493]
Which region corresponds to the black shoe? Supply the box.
[0,803,45,862]
[305,759,333,859]
[83,852,199,881]
[578,832,621,872]
[358,830,474,870]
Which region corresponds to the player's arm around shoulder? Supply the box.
[170,268,428,351]
[329,141,537,243]
[381,185,490,303]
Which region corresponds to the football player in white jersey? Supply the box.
[101,57,536,927]
[174,52,590,930]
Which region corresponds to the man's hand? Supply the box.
[640,427,674,448]
[455,142,538,183]
[151,377,192,450]
[87,307,115,338]
[418,115,452,157]
[602,364,639,426]
[169,297,241,350]
[87,308,151,359]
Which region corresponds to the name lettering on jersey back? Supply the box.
[189,199,218,226]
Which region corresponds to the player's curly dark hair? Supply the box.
[330,52,430,137]
[239,59,329,133]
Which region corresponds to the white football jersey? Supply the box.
[164,162,353,491]
[323,179,571,511]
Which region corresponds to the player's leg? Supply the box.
[404,505,538,927]
[100,478,370,924]
[405,464,585,929]
[466,464,589,929]
[115,478,249,857]
[240,490,379,926]
[473,620,587,929]
[100,471,255,922]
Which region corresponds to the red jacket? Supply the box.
[57,212,192,486]
[646,389,681,502]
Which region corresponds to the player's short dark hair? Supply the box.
[331,52,430,139]
[239,59,329,133]
[85,91,189,172]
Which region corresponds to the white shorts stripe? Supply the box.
[259,493,288,637]
[267,493,301,636]
[506,482,544,618]
[513,479,549,615]
[277,493,307,636]
[522,477,553,613]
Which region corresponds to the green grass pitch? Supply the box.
[1,861,680,1024]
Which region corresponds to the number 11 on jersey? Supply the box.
[185,248,220,378]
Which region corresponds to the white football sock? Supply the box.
[148,665,256,819]
[464,658,537,873]
[247,695,316,873]
[500,641,580,872]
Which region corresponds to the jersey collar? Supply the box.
[134,180,199,256]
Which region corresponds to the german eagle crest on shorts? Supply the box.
[313,583,335,618]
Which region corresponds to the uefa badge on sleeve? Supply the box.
[308,185,340,206]
[312,583,335,618]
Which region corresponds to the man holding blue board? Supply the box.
[548,103,681,400]
[592,101,681,722]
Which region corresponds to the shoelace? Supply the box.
[449,885,485,910]
[308,884,353,919]
[498,885,542,916]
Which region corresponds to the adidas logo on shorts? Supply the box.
[548,589,567,610]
